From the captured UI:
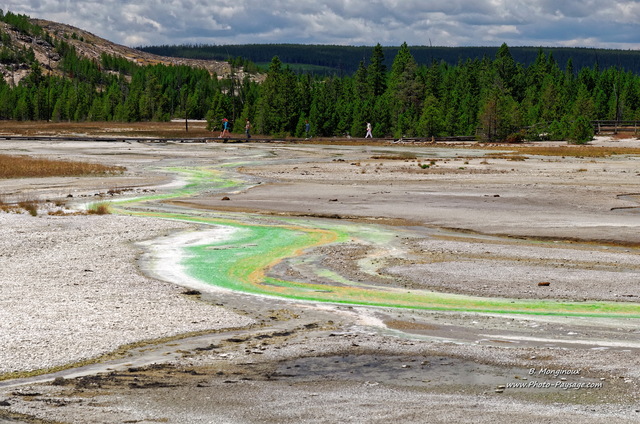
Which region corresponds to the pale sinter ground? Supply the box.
[1,136,639,424]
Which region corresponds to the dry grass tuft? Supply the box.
[485,152,528,161]
[17,200,38,216]
[0,154,125,179]
[16,193,40,216]
[0,193,16,212]
[87,202,111,215]
[0,194,114,217]
[371,153,417,160]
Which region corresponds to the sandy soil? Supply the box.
[1,136,640,423]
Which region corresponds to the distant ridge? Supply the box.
[33,19,232,76]
[139,43,640,75]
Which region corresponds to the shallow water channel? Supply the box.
[113,165,640,319]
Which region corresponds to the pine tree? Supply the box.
[417,94,444,137]
[388,42,423,137]
[354,60,369,100]
[367,44,387,98]
[255,56,301,135]
[567,116,594,144]
[478,78,521,142]
[494,43,517,94]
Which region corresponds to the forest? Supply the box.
[2,11,640,142]
[139,43,640,76]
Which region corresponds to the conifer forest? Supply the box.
[3,11,640,143]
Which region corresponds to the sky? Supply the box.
[4,0,640,49]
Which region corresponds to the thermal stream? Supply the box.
[110,167,640,318]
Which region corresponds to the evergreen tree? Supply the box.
[538,74,562,123]
[309,76,339,137]
[14,89,31,120]
[88,97,105,121]
[571,83,596,120]
[567,116,594,144]
[354,60,369,100]
[255,56,301,135]
[367,44,387,97]
[417,94,444,137]
[495,43,517,94]
[478,78,521,141]
[387,42,423,137]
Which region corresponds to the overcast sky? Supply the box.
[4,0,640,49]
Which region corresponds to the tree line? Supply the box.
[215,42,639,143]
[139,43,640,77]
[2,11,640,143]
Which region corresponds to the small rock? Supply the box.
[221,196,230,201]
[52,377,67,386]
[538,282,551,286]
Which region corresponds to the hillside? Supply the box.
[0,16,233,85]
[140,43,640,76]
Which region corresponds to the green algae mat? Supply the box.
[109,167,640,319]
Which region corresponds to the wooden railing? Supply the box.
[593,120,640,134]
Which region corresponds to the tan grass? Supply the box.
[485,152,528,161]
[0,154,125,179]
[0,120,214,139]
[17,199,38,216]
[481,145,640,158]
[0,193,16,212]
[370,153,417,160]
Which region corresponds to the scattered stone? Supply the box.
[12,391,41,397]
[538,282,551,286]
[221,196,230,201]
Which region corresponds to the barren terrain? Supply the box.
[1,130,640,423]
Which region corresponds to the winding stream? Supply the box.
[112,166,640,318]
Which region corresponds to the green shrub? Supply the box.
[567,116,594,145]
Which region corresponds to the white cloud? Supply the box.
[1,0,639,49]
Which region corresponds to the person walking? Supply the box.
[245,118,251,139]
[305,120,311,139]
[219,118,230,138]
[365,122,373,138]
